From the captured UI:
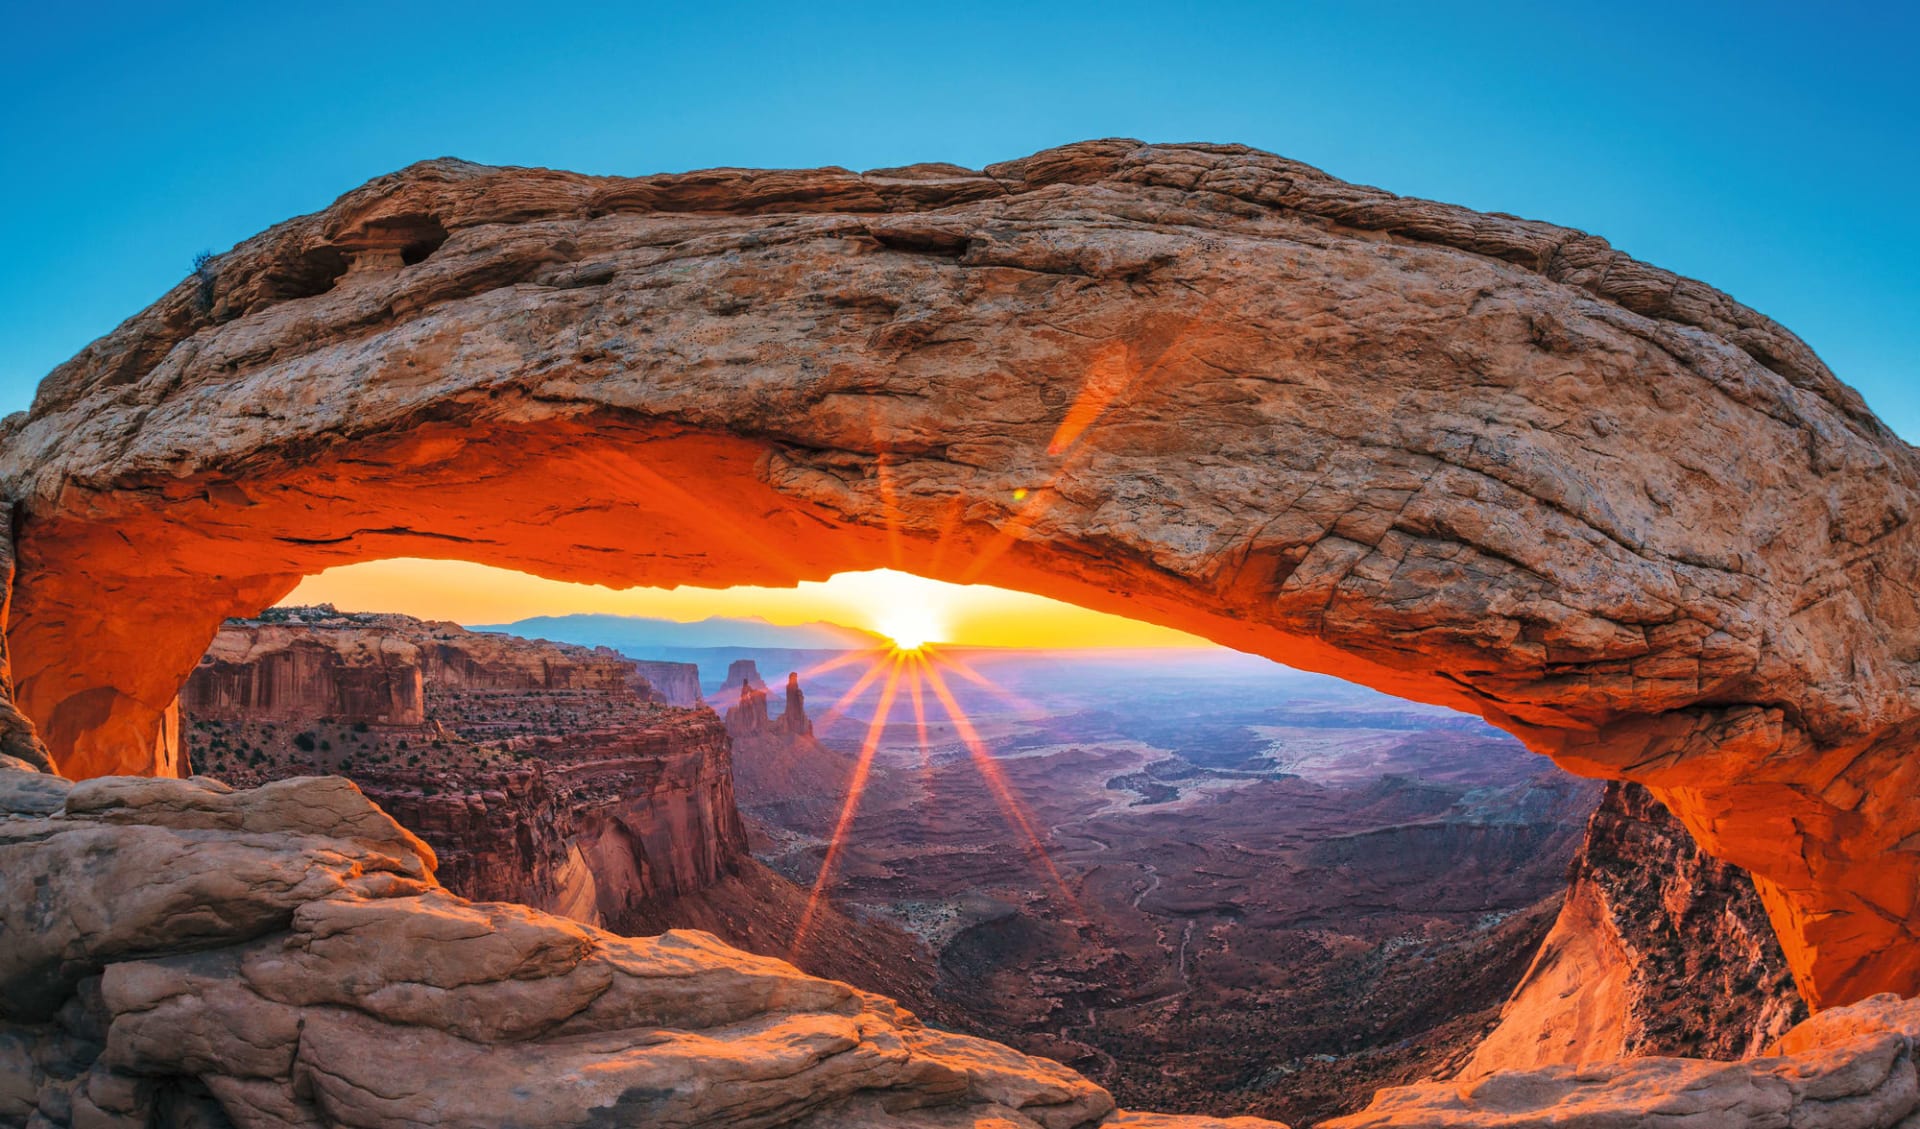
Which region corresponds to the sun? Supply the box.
[877,607,942,652]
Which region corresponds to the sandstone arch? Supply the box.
[2,140,1915,1011]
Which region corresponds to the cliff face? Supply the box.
[7,141,1914,1005]
[722,664,860,831]
[0,763,1184,1129]
[1463,781,1807,1076]
[181,607,749,930]
[722,662,813,741]
[184,626,426,725]
[14,762,1919,1129]
[630,659,702,706]
[363,712,748,926]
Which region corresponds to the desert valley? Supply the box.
[164,602,1806,1125]
[1,53,1916,1125]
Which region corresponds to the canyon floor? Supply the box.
[183,615,1610,1123]
[710,648,1603,1124]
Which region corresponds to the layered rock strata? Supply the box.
[2,141,1913,1004]
[0,760,1262,1129]
[1464,781,1808,1077]
[724,664,860,833]
[631,658,704,706]
[182,609,748,928]
[723,662,814,741]
[11,758,1920,1129]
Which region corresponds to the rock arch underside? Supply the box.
[4,140,1920,1127]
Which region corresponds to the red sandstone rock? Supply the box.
[631,658,704,706]
[1327,996,1920,1129]
[0,761,1166,1129]
[182,609,748,927]
[0,141,1914,1008]
[1463,782,1806,1076]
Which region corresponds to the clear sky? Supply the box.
[8,1,1916,644]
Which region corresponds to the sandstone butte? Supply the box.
[0,139,1916,1126]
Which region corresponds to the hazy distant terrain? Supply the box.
[477,612,884,653]
[492,620,1601,1123]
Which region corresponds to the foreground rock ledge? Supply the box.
[1327,995,1920,1129]
[2,140,1915,1007]
[10,765,1920,1129]
[0,763,1271,1129]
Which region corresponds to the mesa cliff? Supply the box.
[4,138,1920,1126]
[12,758,1920,1129]
[2,141,1913,1006]
[0,759,1224,1129]
[183,606,748,925]
[631,658,704,707]
[179,608,963,1024]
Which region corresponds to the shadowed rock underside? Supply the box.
[0,138,1916,1108]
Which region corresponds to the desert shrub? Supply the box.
[191,250,217,312]
[293,732,317,752]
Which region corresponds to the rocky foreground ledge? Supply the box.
[6,757,1920,1129]
[0,757,1272,1129]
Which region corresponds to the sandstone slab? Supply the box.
[0,141,1914,1006]
[1,759,1301,1129]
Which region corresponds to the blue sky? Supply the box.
[3,1,1914,438]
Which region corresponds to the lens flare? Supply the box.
[878,608,942,652]
[786,638,1078,957]
[791,655,903,954]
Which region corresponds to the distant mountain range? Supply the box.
[470,614,885,655]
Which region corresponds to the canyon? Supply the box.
[707,646,1807,1124]
[178,607,955,1021]
[0,139,1916,1127]
[171,611,1807,1123]
[182,605,746,921]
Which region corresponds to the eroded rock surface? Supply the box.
[2,140,1916,1005]
[1328,995,1920,1129]
[1464,781,1806,1077]
[178,610,967,1024]
[2,761,1281,1129]
[632,658,705,707]
[183,607,748,922]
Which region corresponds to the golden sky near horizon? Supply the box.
[282,560,1215,649]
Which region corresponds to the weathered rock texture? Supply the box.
[724,664,860,833]
[2,760,1258,1129]
[1328,994,1920,1129]
[179,611,982,1030]
[186,613,427,727]
[1464,781,1807,1076]
[1,140,1915,1006]
[724,663,814,742]
[182,608,747,927]
[631,658,704,707]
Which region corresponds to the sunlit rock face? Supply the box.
[1463,782,1806,1075]
[1327,995,1920,1129]
[182,609,749,926]
[632,659,704,706]
[0,760,1179,1129]
[0,140,1916,1006]
[722,662,813,744]
[185,614,428,725]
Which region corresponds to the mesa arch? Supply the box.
[0,140,1915,1015]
